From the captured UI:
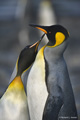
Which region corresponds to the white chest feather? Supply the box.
[0,88,29,120]
[27,51,48,120]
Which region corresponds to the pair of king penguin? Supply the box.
[0,24,78,120]
[0,35,44,120]
[27,24,78,120]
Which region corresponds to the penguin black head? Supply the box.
[16,34,45,76]
[29,24,69,47]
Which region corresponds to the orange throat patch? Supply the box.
[8,76,24,91]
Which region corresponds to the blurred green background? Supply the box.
[0,0,80,119]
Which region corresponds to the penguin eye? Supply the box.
[55,32,65,46]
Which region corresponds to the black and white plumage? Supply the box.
[27,24,78,120]
[0,39,42,120]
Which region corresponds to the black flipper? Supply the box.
[42,86,64,120]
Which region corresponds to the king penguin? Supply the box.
[27,24,78,120]
[0,38,43,120]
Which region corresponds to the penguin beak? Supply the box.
[29,41,40,48]
[29,24,48,34]
[29,33,45,51]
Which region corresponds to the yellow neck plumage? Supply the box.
[8,76,24,91]
[37,45,46,59]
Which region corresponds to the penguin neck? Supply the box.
[37,45,46,59]
[2,75,27,105]
[8,76,24,91]
[45,41,68,62]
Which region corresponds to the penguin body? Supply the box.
[27,46,48,120]
[43,42,78,120]
[27,24,78,120]
[0,39,42,120]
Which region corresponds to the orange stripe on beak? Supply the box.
[36,27,47,34]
